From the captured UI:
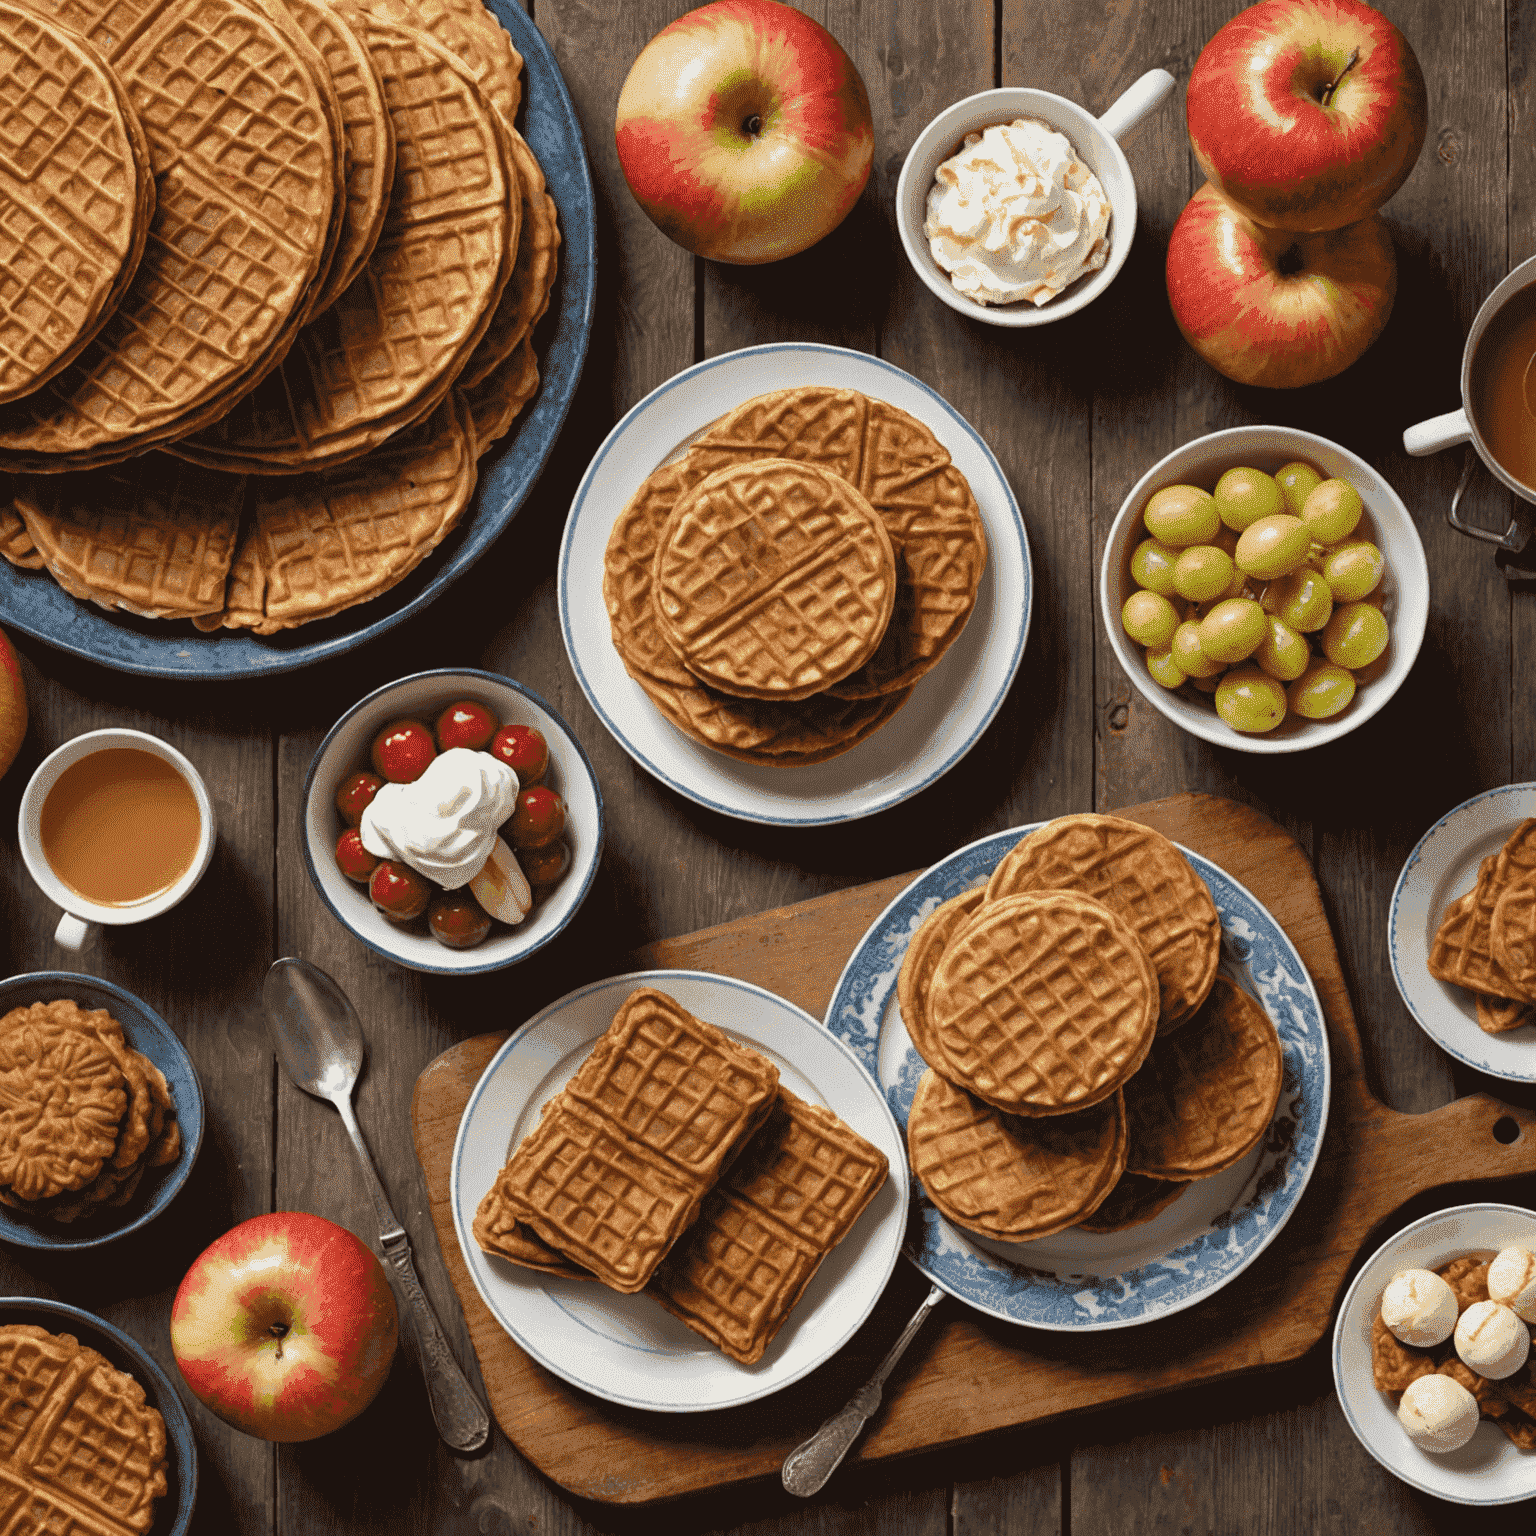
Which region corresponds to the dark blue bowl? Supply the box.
[0,1295,196,1533]
[0,974,204,1251]
[0,0,596,679]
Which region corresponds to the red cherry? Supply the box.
[489,723,549,786]
[508,786,566,849]
[427,891,492,949]
[334,828,379,882]
[435,700,499,753]
[369,860,430,921]
[370,720,436,783]
[519,837,570,888]
[335,770,384,826]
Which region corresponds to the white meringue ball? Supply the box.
[1397,1373,1480,1453]
[1381,1268,1459,1348]
[1488,1246,1536,1324]
[1455,1299,1531,1380]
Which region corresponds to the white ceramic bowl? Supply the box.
[894,72,1174,328]
[1099,425,1430,754]
[303,669,604,974]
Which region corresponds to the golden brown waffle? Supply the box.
[685,386,987,698]
[0,503,40,567]
[0,1323,168,1535]
[651,459,897,702]
[174,16,515,475]
[650,1089,888,1363]
[1430,834,1536,1002]
[477,987,780,1292]
[929,890,1159,1116]
[1122,976,1282,1180]
[897,887,984,1074]
[1074,1171,1184,1233]
[906,1069,1125,1241]
[459,337,538,456]
[350,0,521,125]
[1478,993,1536,1034]
[0,3,153,405]
[210,392,475,633]
[1493,872,1536,995]
[13,455,241,620]
[472,1188,590,1280]
[0,0,343,469]
[984,814,1220,1030]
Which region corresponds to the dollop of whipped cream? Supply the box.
[924,117,1111,307]
[359,747,518,889]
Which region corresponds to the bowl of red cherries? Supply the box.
[303,669,604,973]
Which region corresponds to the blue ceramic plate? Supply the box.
[0,1295,197,1533]
[0,974,203,1251]
[824,824,1332,1331]
[0,2,596,679]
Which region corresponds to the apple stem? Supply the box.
[1319,49,1360,108]
[269,1321,289,1359]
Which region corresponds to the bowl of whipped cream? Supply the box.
[896,71,1175,327]
[303,668,604,974]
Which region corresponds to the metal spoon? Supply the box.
[781,1283,945,1496]
[262,956,490,1454]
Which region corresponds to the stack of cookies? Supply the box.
[603,386,989,765]
[0,0,560,634]
[900,814,1284,1239]
[0,1322,168,1533]
[473,986,890,1364]
[0,1000,180,1224]
[1428,819,1536,1034]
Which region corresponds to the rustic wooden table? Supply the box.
[1,0,1534,1529]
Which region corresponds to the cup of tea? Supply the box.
[18,729,216,951]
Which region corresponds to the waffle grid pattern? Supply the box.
[1494,875,1536,990]
[896,887,983,1073]
[354,0,520,123]
[1430,852,1533,1000]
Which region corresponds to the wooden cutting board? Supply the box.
[411,793,1536,1505]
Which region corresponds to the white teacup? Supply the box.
[18,728,216,951]
[895,70,1177,327]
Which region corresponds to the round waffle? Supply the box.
[897,887,984,1073]
[929,890,1159,1117]
[651,458,897,702]
[0,3,153,406]
[985,813,1220,1031]
[0,0,344,470]
[460,335,539,456]
[350,0,522,125]
[685,386,987,698]
[1074,1171,1184,1233]
[1122,975,1283,1180]
[906,1069,1126,1242]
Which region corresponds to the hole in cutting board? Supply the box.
[1494,1116,1522,1145]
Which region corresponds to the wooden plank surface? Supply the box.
[0,0,1529,1530]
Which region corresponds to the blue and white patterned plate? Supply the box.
[824,824,1332,1331]
[1389,785,1536,1081]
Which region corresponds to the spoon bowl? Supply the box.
[263,957,364,1100]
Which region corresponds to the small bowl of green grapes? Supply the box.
[1100,426,1429,753]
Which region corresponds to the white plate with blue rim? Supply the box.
[557,342,1031,826]
[1333,1202,1536,1505]
[450,969,908,1411]
[1389,785,1536,1081]
[823,822,1332,1330]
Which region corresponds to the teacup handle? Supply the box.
[54,913,95,951]
[1403,406,1472,456]
[1098,68,1177,144]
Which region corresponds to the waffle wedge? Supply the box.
[1430,839,1536,1002]
[1493,872,1536,996]
[1478,993,1536,1034]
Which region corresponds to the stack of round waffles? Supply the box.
[602,385,989,765]
[900,813,1285,1240]
[0,0,560,633]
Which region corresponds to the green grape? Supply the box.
[1254,615,1311,681]
[1130,538,1179,596]
[1171,620,1225,678]
[1197,597,1266,664]
[1322,601,1389,669]
[1145,644,1186,689]
[1276,461,1323,517]
[1172,545,1235,603]
[1320,540,1384,601]
[1144,484,1220,547]
[1215,665,1287,733]
[1288,659,1357,720]
[1122,589,1179,648]
[1213,467,1283,531]
[1262,567,1332,632]
[1300,478,1364,545]
[1235,514,1311,580]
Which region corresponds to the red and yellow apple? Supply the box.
[0,628,24,780]
[614,0,874,264]
[171,1212,398,1442]
[1166,182,1396,388]
[1186,0,1427,232]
